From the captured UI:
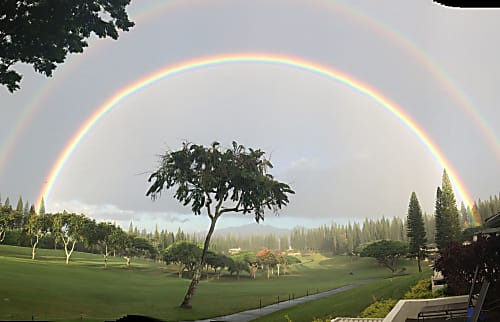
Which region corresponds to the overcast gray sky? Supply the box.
[1,0,499,233]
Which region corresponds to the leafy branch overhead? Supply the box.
[146,141,295,222]
[0,0,134,92]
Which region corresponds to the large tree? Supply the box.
[435,169,461,251]
[406,192,427,272]
[146,141,294,308]
[1,0,134,92]
[360,240,408,274]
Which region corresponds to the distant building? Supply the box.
[287,247,301,256]
[228,247,241,255]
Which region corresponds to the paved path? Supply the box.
[195,280,374,322]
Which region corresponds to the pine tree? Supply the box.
[4,197,11,209]
[128,222,134,234]
[407,192,427,272]
[23,201,29,216]
[38,197,46,214]
[16,196,23,212]
[460,202,469,227]
[435,169,461,251]
[154,224,160,241]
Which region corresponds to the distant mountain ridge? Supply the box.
[211,223,291,237]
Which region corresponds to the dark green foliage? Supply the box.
[15,196,23,213]
[359,278,443,319]
[227,251,258,278]
[403,278,443,299]
[360,240,408,274]
[162,241,202,277]
[435,170,461,251]
[147,141,294,307]
[131,236,157,259]
[147,141,294,222]
[359,298,398,318]
[38,197,46,215]
[406,192,426,272]
[1,0,134,92]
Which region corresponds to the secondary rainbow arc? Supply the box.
[36,53,479,225]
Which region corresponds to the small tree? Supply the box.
[406,192,427,272]
[360,240,408,274]
[147,141,294,308]
[53,212,91,264]
[204,251,230,279]
[257,248,278,279]
[163,241,202,278]
[228,251,257,279]
[26,213,52,260]
[93,222,120,268]
[0,203,14,242]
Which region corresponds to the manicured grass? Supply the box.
[0,245,429,321]
[253,270,432,322]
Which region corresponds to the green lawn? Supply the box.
[0,245,429,321]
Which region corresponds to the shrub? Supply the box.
[403,278,442,299]
[360,277,445,318]
[434,234,500,305]
[359,298,398,318]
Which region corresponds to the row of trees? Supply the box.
[2,190,499,260]
[162,240,301,280]
[0,204,156,266]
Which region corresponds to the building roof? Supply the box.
[484,211,500,228]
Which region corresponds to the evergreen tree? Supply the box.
[16,196,23,212]
[128,222,134,234]
[23,201,29,217]
[4,197,11,209]
[38,197,46,214]
[460,202,469,227]
[435,169,461,251]
[154,224,160,241]
[407,192,427,272]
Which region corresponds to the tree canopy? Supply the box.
[1,0,134,92]
[146,141,294,308]
[360,239,408,274]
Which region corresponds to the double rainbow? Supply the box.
[36,53,479,224]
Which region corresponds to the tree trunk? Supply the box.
[32,235,39,260]
[104,244,108,268]
[0,230,5,243]
[417,253,422,273]
[64,239,76,264]
[180,215,218,308]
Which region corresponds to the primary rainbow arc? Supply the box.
[37,53,479,224]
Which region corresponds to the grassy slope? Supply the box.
[0,245,429,321]
[253,271,432,322]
